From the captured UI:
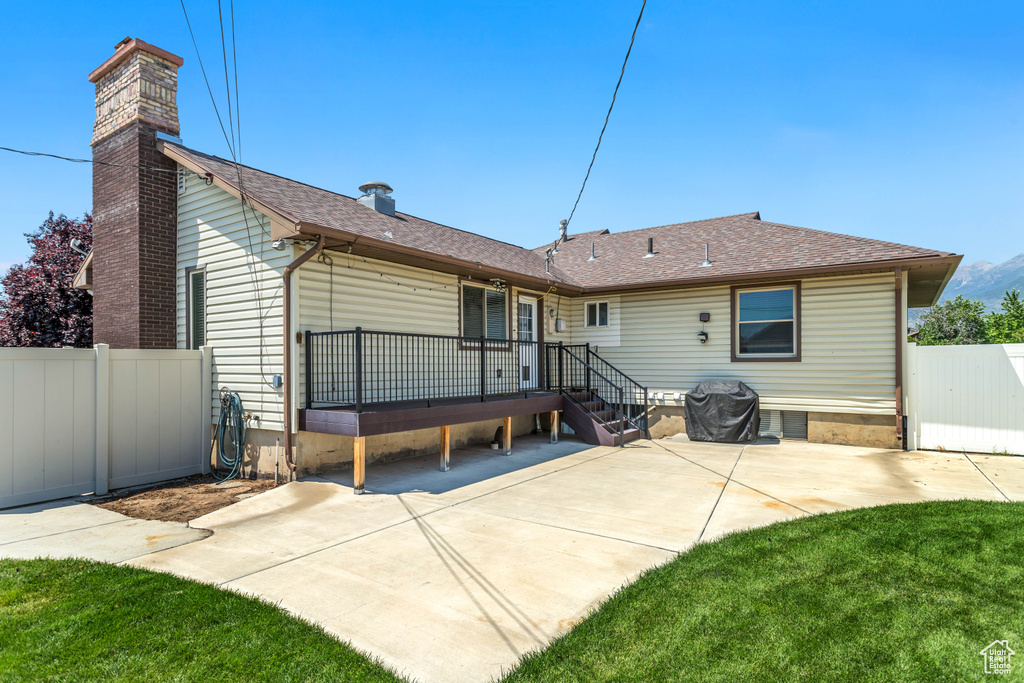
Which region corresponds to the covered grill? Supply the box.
[684,380,760,443]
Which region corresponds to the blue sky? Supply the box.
[0,0,1021,275]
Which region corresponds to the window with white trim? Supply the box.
[461,283,507,339]
[585,301,608,327]
[187,268,206,350]
[734,285,798,358]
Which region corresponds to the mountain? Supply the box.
[940,253,1024,311]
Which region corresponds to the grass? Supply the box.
[2,501,1022,682]
[0,558,403,682]
[503,500,1024,682]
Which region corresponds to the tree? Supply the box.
[915,295,988,346]
[0,213,93,347]
[986,289,1024,344]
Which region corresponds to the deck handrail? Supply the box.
[305,327,545,411]
[546,342,650,438]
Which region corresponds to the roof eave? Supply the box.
[72,251,93,291]
[575,254,963,297]
[294,221,584,295]
[158,141,303,232]
[914,253,962,307]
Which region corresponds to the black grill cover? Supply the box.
[684,380,760,443]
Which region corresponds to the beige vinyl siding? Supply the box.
[595,273,897,415]
[299,257,473,406]
[296,255,557,407]
[176,169,291,429]
[570,295,621,348]
[298,253,460,336]
[541,293,572,345]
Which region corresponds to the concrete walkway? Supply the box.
[3,436,1022,683]
[0,498,209,562]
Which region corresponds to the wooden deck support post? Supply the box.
[440,425,450,472]
[550,410,559,444]
[353,436,366,495]
[502,416,512,455]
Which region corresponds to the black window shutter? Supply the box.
[462,285,484,337]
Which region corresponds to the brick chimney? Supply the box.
[89,37,183,349]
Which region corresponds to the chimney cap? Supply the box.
[89,38,184,84]
[358,181,393,196]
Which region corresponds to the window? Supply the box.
[461,283,507,339]
[187,268,206,350]
[732,284,800,360]
[586,301,608,327]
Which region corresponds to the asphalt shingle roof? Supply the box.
[537,212,954,289]
[166,143,955,292]
[164,142,576,285]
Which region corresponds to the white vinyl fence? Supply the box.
[0,344,212,509]
[907,343,1024,456]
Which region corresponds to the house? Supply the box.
[77,38,961,491]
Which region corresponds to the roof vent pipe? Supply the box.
[587,242,596,261]
[700,243,712,267]
[357,182,396,216]
[643,236,655,258]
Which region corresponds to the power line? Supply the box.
[564,0,647,231]
[217,0,237,157]
[180,0,236,159]
[0,146,183,174]
[230,0,241,163]
[191,0,275,394]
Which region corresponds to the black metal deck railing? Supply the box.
[305,328,545,410]
[546,343,649,437]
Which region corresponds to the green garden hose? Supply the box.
[213,388,247,481]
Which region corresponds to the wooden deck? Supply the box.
[299,392,564,438]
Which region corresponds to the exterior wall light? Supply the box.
[698,312,710,343]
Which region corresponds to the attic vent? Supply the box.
[357,181,395,217]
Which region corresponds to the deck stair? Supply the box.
[562,389,643,446]
[547,343,649,447]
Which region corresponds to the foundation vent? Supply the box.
[759,410,807,440]
[782,411,808,440]
[759,410,782,438]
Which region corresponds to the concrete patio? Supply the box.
[3,435,1022,683]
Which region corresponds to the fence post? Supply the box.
[618,386,625,447]
[354,327,363,413]
[94,344,110,496]
[479,336,487,402]
[304,331,313,409]
[585,342,592,395]
[200,345,213,474]
[913,342,921,454]
[557,341,564,393]
[643,386,650,439]
[541,343,549,391]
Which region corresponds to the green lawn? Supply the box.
[0,558,403,682]
[504,500,1024,682]
[2,501,1022,682]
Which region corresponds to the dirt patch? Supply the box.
[90,475,277,523]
